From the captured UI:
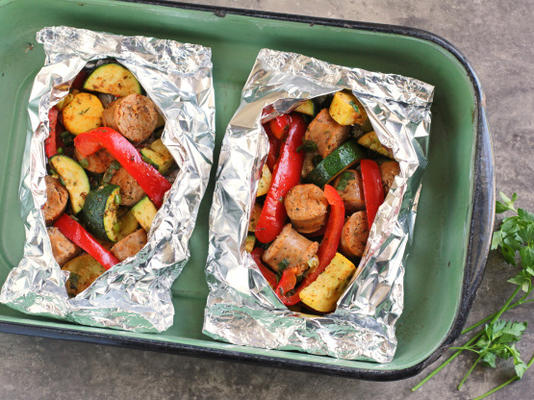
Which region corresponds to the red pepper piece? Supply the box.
[255,113,306,243]
[44,107,59,158]
[275,185,345,306]
[54,214,119,270]
[250,247,278,288]
[269,114,291,140]
[360,159,385,227]
[263,123,280,171]
[275,266,298,300]
[71,69,87,90]
[74,127,172,208]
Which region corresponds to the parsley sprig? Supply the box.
[412,192,534,398]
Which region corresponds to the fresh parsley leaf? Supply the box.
[349,100,360,114]
[336,171,355,191]
[278,259,290,271]
[507,272,531,292]
[297,140,318,153]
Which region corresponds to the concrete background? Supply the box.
[1,0,533,399]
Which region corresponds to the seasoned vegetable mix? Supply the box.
[250,91,400,313]
[42,62,176,296]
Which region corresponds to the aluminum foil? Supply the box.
[204,49,433,362]
[0,26,215,333]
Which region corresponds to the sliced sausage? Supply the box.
[42,176,68,225]
[380,160,400,194]
[333,169,365,212]
[74,148,114,174]
[304,108,350,159]
[102,94,158,144]
[284,184,328,234]
[111,229,147,261]
[262,224,319,274]
[47,227,81,265]
[110,167,145,206]
[248,202,262,232]
[340,211,369,258]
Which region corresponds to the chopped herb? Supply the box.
[56,147,63,154]
[336,171,355,191]
[349,100,360,114]
[278,259,290,272]
[102,160,121,183]
[60,130,74,145]
[78,107,90,115]
[297,140,318,153]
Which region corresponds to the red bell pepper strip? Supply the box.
[74,127,171,208]
[44,107,59,158]
[360,159,385,227]
[54,214,119,270]
[275,185,345,306]
[275,266,299,300]
[255,113,306,243]
[269,114,291,140]
[250,247,278,289]
[263,123,280,171]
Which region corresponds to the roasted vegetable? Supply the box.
[83,63,141,97]
[81,184,121,242]
[256,164,272,197]
[131,196,157,232]
[49,155,90,214]
[294,99,315,116]
[328,91,367,126]
[299,252,356,312]
[357,130,394,159]
[62,92,104,135]
[244,234,256,253]
[62,254,106,297]
[141,139,174,174]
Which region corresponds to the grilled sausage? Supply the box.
[333,170,365,212]
[110,167,145,206]
[47,227,81,265]
[42,176,68,225]
[74,148,114,174]
[111,229,147,261]
[340,211,369,258]
[102,94,158,144]
[284,184,328,233]
[304,108,350,158]
[262,224,319,274]
[380,160,400,194]
[248,202,262,232]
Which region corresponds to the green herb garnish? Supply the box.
[278,259,290,272]
[102,160,121,183]
[336,171,355,191]
[297,140,318,153]
[349,100,360,114]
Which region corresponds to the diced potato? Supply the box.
[62,254,106,297]
[256,164,272,197]
[329,91,367,126]
[62,92,104,135]
[248,202,262,232]
[299,252,356,313]
[357,131,394,159]
[245,234,256,253]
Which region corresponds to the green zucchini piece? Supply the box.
[62,254,106,297]
[357,131,394,159]
[117,210,139,241]
[304,139,365,187]
[131,196,157,232]
[49,155,90,214]
[83,63,141,97]
[82,184,121,242]
[140,139,174,174]
[295,99,315,116]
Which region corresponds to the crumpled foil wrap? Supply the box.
[204,49,434,362]
[0,26,215,333]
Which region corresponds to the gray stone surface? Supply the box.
[1,0,533,399]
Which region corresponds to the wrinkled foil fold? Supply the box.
[204,49,433,361]
[0,26,215,333]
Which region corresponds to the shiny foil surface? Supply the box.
[0,26,215,333]
[204,49,434,361]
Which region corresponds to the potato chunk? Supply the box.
[329,91,367,126]
[256,164,272,197]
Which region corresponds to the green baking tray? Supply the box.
[0,0,494,380]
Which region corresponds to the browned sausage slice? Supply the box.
[102,94,158,144]
[304,108,350,158]
[333,169,365,212]
[111,229,147,261]
[74,148,114,174]
[47,227,81,265]
[380,160,400,194]
[110,167,145,206]
[340,211,369,258]
[42,176,68,225]
[262,224,319,274]
[284,184,328,234]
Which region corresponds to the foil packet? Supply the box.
[0,26,215,333]
[204,49,434,362]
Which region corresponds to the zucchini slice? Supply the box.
[299,252,356,313]
[357,131,394,159]
[304,139,365,187]
[62,254,106,297]
[245,234,256,253]
[82,184,121,242]
[295,99,315,116]
[131,196,157,232]
[117,209,139,241]
[49,155,90,214]
[140,139,174,174]
[62,92,104,135]
[83,63,142,97]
